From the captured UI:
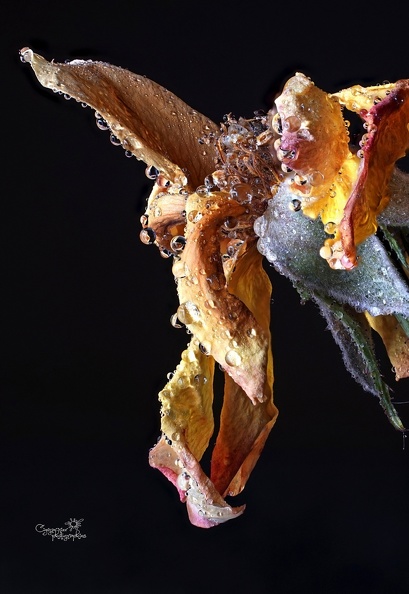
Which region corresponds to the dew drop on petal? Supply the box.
[145,165,159,180]
[110,134,121,146]
[139,227,156,244]
[225,350,242,367]
[170,235,186,252]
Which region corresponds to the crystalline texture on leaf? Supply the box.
[254,184,409,318]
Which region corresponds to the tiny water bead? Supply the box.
[225,349,242,367]
[110,133,122,146]
[139,227,156,245]
[170,235,186,252]
[324,221,337,235]
[177,301,201,325]
[198,342,211,355]
[170,313,183,328]
[289,199,302,212]
[145,165,159,180]
[94,112,110,130]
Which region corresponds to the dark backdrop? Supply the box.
[2,1,409,592]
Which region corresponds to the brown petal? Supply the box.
[20,48,219,189]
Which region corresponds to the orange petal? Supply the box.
[211,242,277,495]
[176,191,270,404]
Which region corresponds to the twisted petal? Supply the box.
[336,80,409,267]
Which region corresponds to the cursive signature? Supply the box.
[35,518,86,541]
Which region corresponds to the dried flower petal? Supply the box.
[335,80,409,267]
[365,314,409,381]
[19,47,218,189]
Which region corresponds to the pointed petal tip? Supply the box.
[19,47,33,63]
[186,500,245,528]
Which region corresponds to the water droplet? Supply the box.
[308,170,324,186]
[283,115,301,132]
[204,299,216,309]
[166,372,174,381]
[319,245,332,260]
[110,134,121,146]
[225,350,242,367]
[170,235,186,252]
[63,93,71,100]
[289,199,302,212]
[177,301,201,324]
[199,341,211,355]
[187,210,200,223]
[172,260,187,279]
[221,216,238,232]
[145,165,159,180]
[194,374,208,385]
[204,175,216,190]
[170,313,183,328]
[324,221,337,235]
[271,113,283,135]
[157,175,171,188]
[206,273,224,291]
[96,117,109,131]
[230,183,253,203]
[124,150,133,158]
[139,227,156,245]
[196,185,208,196]
[281,163,293,173]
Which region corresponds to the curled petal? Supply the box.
[176,191,270,404]
[211,245,277,496]
[141,182,186,253]
[274,72,350,185]
[148,339,245,527]
[20,48,218,189]
[149,438,245,528]
[336,80,409,267]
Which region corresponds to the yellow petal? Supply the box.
[158,338,215,460]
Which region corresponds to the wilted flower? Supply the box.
[20,48,409,527]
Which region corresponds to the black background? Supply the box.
[2,1,409,592]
